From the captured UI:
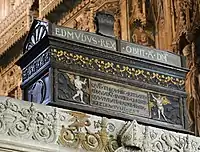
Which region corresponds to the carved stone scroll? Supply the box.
[0,96,57,143]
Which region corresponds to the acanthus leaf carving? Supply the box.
[142,126,200,152]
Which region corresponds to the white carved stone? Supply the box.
[0,96,200,152]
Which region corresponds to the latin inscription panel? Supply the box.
[52,25,116,51]
[121,41,182,67]
[90,80,149,117]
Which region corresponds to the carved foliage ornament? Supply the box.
[0,97,200,151]
[75,11,91,32]
[114,120,200,151]
[117,120,143,151]
[0,14,28,55]
[58,118,200,152]
[0,97,57,143]
[58,0,91,26]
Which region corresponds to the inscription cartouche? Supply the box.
[90,80,149,117]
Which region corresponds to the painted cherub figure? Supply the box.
[72,76,87,104]
[151,94,168,121]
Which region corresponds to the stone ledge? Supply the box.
[0,96,199,152]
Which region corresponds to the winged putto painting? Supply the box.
[57,72,89,104]
[149,93,181,125]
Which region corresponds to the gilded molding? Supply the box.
[51,49,185,91]
[0,0,29,33]
[173,1,200,47]
[0,15,27,55]
[94,0,119,13]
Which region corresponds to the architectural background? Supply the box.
[1,1,200,151]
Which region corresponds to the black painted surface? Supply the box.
[17,19,189,132]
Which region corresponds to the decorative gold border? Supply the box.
[51,49,185,90]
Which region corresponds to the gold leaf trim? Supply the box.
[51,49,185,90]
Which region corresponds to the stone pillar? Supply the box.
[0,0,4,20]
[120,0,128,41]
[4,0,10,17]
[164,0,173,51]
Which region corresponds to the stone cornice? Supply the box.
[0,96,200,152]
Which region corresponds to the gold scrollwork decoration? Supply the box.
[51,49,185,91]
[58,116,109,151]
